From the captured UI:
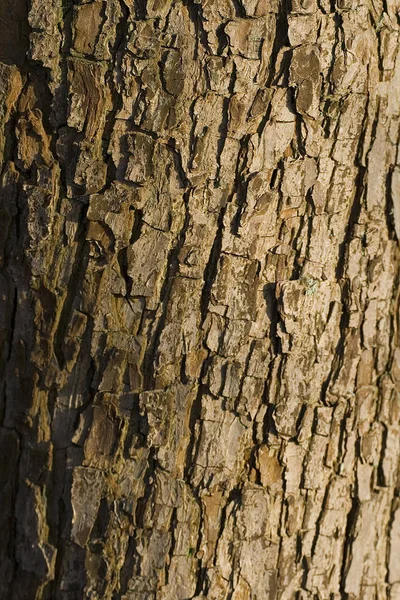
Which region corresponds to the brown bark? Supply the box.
[1,0,400,599]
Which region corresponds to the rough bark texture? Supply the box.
[1,0,400,599]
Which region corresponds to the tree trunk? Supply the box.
[1,0,400,598]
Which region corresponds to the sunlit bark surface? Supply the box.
[1,0,400,598]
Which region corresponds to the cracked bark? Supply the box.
[1,0,400,599]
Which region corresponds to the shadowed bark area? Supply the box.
[1,0,400,599]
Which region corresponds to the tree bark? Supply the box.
[1,0,400,598]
